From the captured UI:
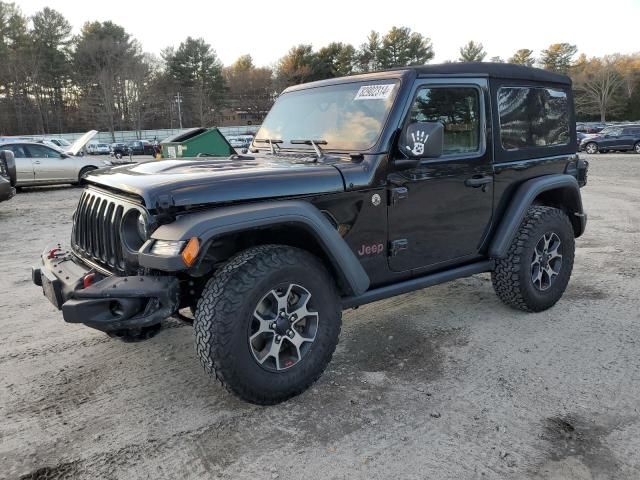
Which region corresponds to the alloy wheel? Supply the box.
[585,143,598,154]
[531,232,563,291]
[249,283,319,371]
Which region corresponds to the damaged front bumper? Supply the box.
[32,247,179,333]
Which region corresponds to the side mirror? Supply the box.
[395,122,444,169]
[0,150,17,186]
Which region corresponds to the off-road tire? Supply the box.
[194,245,342,405]
[492,206,575,312]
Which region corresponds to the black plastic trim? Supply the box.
[342,260,493,309]
[488,174,585,258]
[141,200,370,296]
[65,275,179,332]
[33,248,179,332]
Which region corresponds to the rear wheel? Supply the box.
[492,206,575,312]
[584,142,598,154]
[634,142,640,154]
[194,245,341,405]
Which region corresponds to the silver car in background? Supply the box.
[0,131,114,187]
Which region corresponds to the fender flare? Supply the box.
[139,200,370,296]
[0,150,16,186]
[488,174,586,259]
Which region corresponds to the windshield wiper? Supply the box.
[290,139,327,159]
[254,138,283,154]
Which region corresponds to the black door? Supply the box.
[387,80,494,272]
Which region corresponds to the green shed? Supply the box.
[160,127,234,158]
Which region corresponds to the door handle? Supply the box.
[33,161,41,164]
[464,176,493,188]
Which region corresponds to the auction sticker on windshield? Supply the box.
[354,84,395,100]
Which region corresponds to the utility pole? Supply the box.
[174,93,183,129]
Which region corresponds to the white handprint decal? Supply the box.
[406,130,429,156]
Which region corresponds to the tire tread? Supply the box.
[492,206,574,312]
[194,244,341,405]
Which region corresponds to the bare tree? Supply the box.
[574,57,625,122]
[612,53,640,99]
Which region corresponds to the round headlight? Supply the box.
[122,210,150,252]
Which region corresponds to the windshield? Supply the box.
[256,80,399,151]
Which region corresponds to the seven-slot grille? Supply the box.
[72,189,135,273]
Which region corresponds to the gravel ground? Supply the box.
[0,154,638,480]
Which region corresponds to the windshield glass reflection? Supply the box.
[256,80,399,151]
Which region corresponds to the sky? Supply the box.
[15,0,639,67]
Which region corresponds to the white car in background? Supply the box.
[0,131,114,187]
[227,135,254,149]
[87,142,111,155]
[41,137,72,149]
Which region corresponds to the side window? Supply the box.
[498,87,569,149]
[408,86,480,155]
[4,144,28,158]
[26,144,63,158]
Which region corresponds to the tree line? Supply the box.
[1,2,638,139]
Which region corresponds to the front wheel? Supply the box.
[492,206,575,312]
[76,166,96,186]
[194,245,342,405]
[634,142,640,154]
[584,142,598,154]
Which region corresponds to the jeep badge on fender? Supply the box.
[32,63,588,405]
[358,243,385,256]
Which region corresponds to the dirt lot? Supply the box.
[1,154,639,480]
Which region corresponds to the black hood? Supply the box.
[85,155,346,210]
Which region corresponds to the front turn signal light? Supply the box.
[182,237,200,267]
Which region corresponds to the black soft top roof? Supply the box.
[284,62,571,93]
[406,62,571,85]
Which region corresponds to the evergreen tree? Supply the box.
[459,41,486,62]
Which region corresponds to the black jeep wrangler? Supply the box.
[0,150,17,203]
[33,63,588,405]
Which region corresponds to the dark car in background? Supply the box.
[110,142,128,159]
[111,140,155,159]
[577,132,591,148]
[127,140,155,155]
[580,125,640,154]
[577,123,605,134]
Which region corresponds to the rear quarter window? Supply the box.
[498,87,570,150]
